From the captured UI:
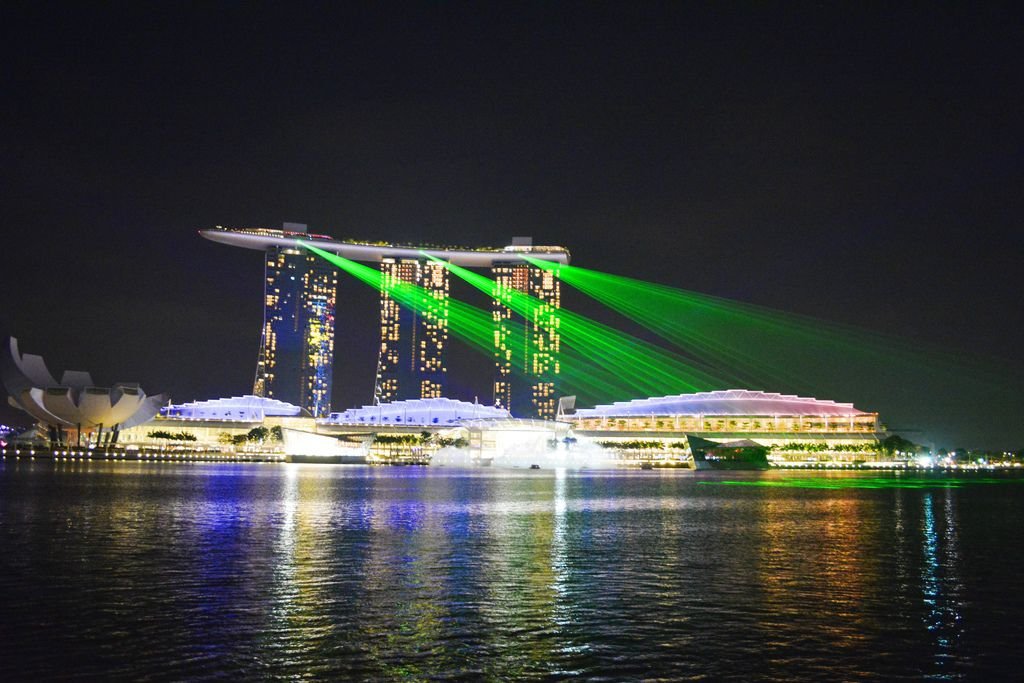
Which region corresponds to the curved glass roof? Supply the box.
[574,390,869,418]
[160,395,303,421]
[324,397,511,426]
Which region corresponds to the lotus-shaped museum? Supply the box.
[2,337,167,443]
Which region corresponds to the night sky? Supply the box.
[2,3,1021,448]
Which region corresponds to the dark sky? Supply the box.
[2,3,1022,448]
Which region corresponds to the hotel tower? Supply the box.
[251,223,337,417]
[492,240,561,420]
[201,226,567,420]
[374,257,450,403]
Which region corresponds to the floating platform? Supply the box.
[285,454,368,465]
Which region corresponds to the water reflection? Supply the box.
[551,468,571,624]
[0,463,1019,680]
[264,465,339,673]
[478,473,562,677]
[921,491,964,679]
[753,491,877,679]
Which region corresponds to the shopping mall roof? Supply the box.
[200,226,570,267]
[573,390,871,418]
[159,395,304,421]
[324,397,511,426]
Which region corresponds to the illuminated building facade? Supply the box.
[375,257,450,403]
[253,226,337,417]
[492,254,561,420]
[570,390,886,463]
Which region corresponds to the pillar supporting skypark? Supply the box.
[200,225,569,418]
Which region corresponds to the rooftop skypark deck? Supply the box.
[199,226,571,267]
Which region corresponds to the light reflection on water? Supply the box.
[920,491,966,679]
[0,461,1022,680]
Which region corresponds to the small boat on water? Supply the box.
[687,435,770,470]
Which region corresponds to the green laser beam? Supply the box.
[302,243,629,404]
[425,254,737,396]
[526,256,1012,401]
